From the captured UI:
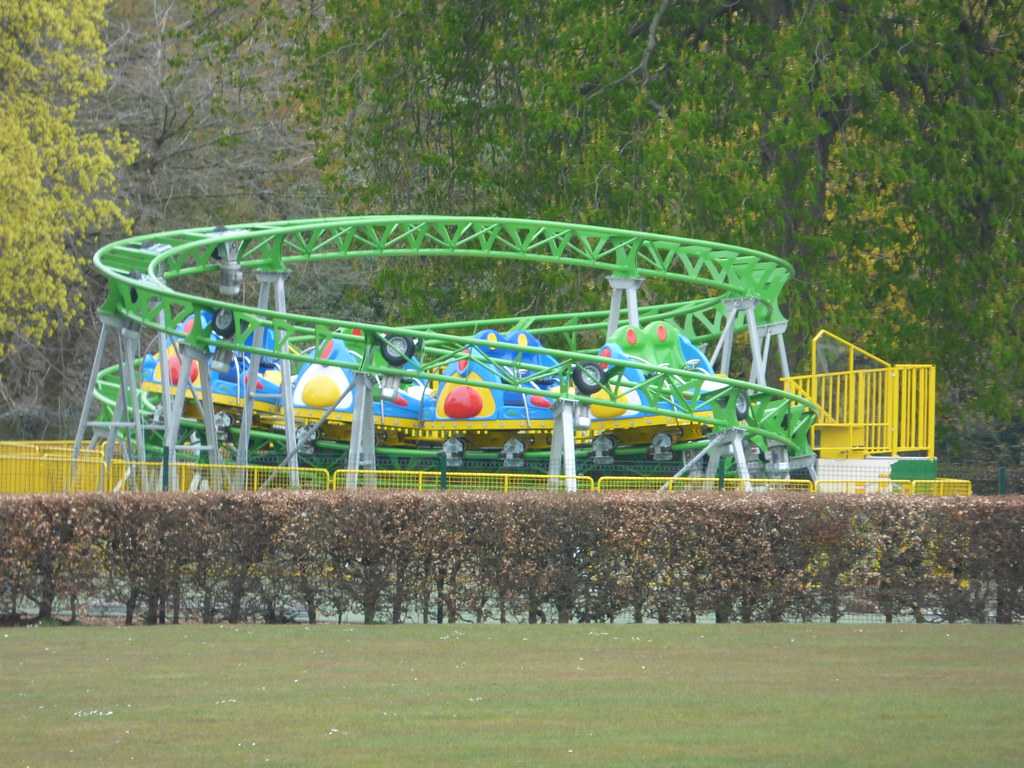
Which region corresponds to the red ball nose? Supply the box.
[444,385,483,418]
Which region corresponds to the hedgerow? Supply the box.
[0,492,1021,624]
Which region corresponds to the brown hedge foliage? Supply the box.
[0,492,1021,625]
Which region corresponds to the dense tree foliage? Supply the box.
[0,0,135,351]
[281,0,1023,452]
[0,0,1021,459]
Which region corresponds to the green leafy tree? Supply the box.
[157,1,1024,459]
[278,0,1023,452]
[0,0,136,351]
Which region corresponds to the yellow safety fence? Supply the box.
[782,330,935,459]
[595,476,814,492]
[331,470,592,492]
[909,479,974,497]
[0,443,972,496]
[814,479,914,495]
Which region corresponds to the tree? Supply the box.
[0,0,136,351]
[277,0,1023,455]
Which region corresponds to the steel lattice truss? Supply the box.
[91,215,816,456]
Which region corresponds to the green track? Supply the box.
[89,216,817,466]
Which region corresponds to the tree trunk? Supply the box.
[228,576,245,623]
[392,560,406,624]
[435,573,445,624]
[125,587,138,626]
[37,556,55,621]
[145,594,159,625]
[995,582,1015,624]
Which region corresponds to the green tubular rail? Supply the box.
[93,215,817,457]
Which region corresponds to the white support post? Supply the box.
[731,431,752,491]
[547,401,578,491]
[606,276,645,338]
[270,273,299,487]
[661,428,750,492]
[156,312,172,429]
[745,304,766,387]
[164,344,195,489]
[119,327,147,468]
[761,330,773,378]
[103,379,126,468]
[776,332,791,379]
[237,276,273,467]
[346,374,376,488]
[547,403,564,480]
[561,403,577,491]
[194,352,222,468]
[710,302,742,377]
[72,317,114,469]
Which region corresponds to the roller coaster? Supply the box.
[71,215,828,490]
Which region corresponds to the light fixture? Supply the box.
[209,309,236,373]
[442,436,465,468]
[210,227,247,297]
[380,375,402,401]
[501,437,525,468]
[213,411,232,441]
[573,402,592,430]
[649,432,674,461]
[591,434,616,465]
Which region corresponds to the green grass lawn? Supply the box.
[1,624,1021,767]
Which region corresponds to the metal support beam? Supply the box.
[547,401,578,492]
[156,311,172,429]
[163,344,195,489]
[237,276,273,467]
[745,304,766,387]
[194,352,222,469]
[606,276,645,338]
[710,301,747,377]
[270,272,299,487]
[72,316,115,470]
[346,374,377,488]
[776,332,791,379]
[661,427,751,491]
[119,327,147,468]
[103,375,126,469]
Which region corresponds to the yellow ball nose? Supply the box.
[302,373,341,408]
[590,389,630,418]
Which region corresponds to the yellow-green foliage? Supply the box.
[0,0,136,350]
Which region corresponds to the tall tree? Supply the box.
[280,0,1022,453]
[0,0,136,351]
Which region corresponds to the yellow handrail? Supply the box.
[782,330,935,458]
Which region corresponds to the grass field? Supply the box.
[1,624,1021,767]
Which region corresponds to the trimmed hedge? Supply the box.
[1,492,1021,624]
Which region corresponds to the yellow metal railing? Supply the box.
[814,479,914,495]
[595,476,814,492]
[911,479,973,497]
[782,330,935,458]
[331,469,443,490]
[0,442,974,497]
[0,454,109,493]
[330,469,593,492]
[106,461,332,492]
